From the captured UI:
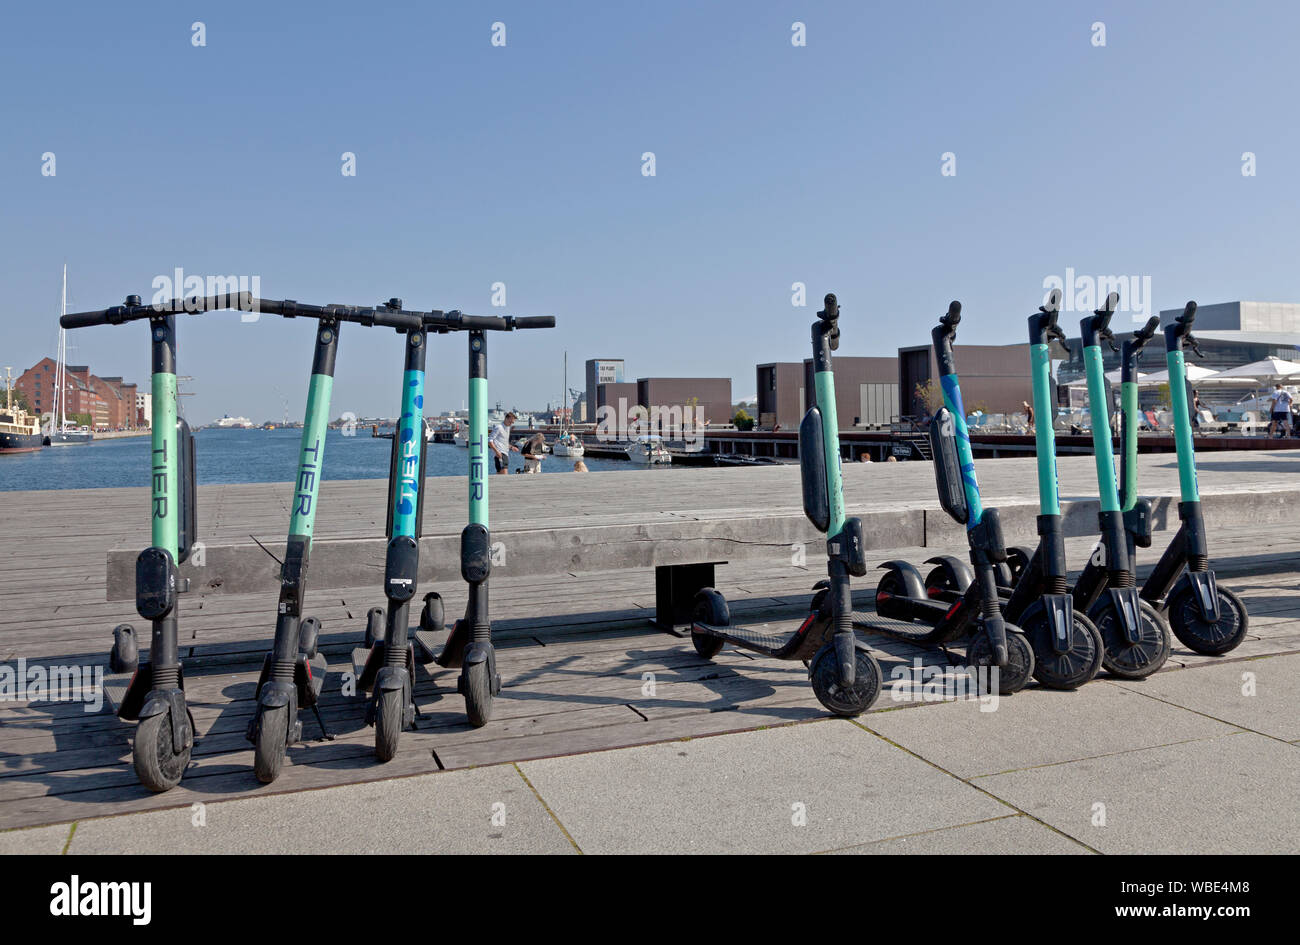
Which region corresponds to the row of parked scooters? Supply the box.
[63,287,1248,793]
[688,291,1249,716]
[63,292,553,791]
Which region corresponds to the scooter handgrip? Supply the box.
[512,316,556,329]
[61,309,113,328]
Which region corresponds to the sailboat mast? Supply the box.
[59,264,67,430]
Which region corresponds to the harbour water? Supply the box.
[0,427,652,492]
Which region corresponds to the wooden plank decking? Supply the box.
[1,453,1297,830]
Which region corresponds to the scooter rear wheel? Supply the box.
[1090,598,1171,679]
[298,617,320,659]
[364,608,385,648]
[464,661,494,728]
[968,629,1034,695]
[420,592,445,633]
[1167,584,1248,655]
[374,688,403,762]
[809,643,882,717]
[1022,602,1104,690]
[133,710,192,793]
[110,625,139,674]
[252,705,289,784]
[690,589,728,659]
[923,568,961,598]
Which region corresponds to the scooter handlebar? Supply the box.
[1133,315,1161,344]
[938,300,962,331]
[818,293,839,321]
[510,316,557,329]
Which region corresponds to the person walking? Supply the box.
[1191,389,1203,434]
[1268,385,1292,438]
[489,411,518,474]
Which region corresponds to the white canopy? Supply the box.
[1205,357,1300,382]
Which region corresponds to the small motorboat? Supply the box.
[627,434,671,465]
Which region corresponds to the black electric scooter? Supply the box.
[66,295,199,792]
[246,298,423,784]
[1069,293,1171,678]
[420,321,556,726]
[933,291,1104,689]
[1127,303,1249,653]
[354,306,554,760]
[689,294,884,716]
[860,302,1036,695]
[68,290,421,790]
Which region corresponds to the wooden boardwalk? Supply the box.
[1,452,1298,830]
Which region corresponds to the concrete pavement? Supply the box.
[4,651,1295,855]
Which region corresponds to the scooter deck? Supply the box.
[851,611,967,646]
[693,614,826,661]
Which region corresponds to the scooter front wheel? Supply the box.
[809,643,882,717]
[968,629,1034,695]
[1022,602,1104,690]
[1090,598,1171,679]
[374,689,404,762]
[252,705,289,784]
[133,710,192,793]
[1167,584,1248,655]
[463,661,494,728]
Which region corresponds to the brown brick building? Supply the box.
[15,359,142,430]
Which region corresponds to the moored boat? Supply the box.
[1,367,44,454]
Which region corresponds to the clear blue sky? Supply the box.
[2,1,1297,423]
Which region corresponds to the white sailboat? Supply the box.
[45,265,93,446]
[551,352,584,457]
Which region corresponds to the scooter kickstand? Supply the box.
[311,704,335,741]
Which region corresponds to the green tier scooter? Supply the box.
[64,295,199,792]
[421,321,556,726]
[1120,302,1249,653]
[246,298,424,784]
[354,305,555,760]
[65,290,420,790]
[1069,292,1172,678]
[689,294,886,717]
[993,290,1106,687]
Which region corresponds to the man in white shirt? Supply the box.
[488,412,517,474]
[1269,385,1292,438]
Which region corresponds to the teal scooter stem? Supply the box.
[991,289,1104,688]
[1070,292,1171,678]
[433,318,557,727]
[1127,302,1248,653]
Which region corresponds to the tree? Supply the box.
[1,385,31,412]
[733,408,755,431]
[914,378,943,414]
